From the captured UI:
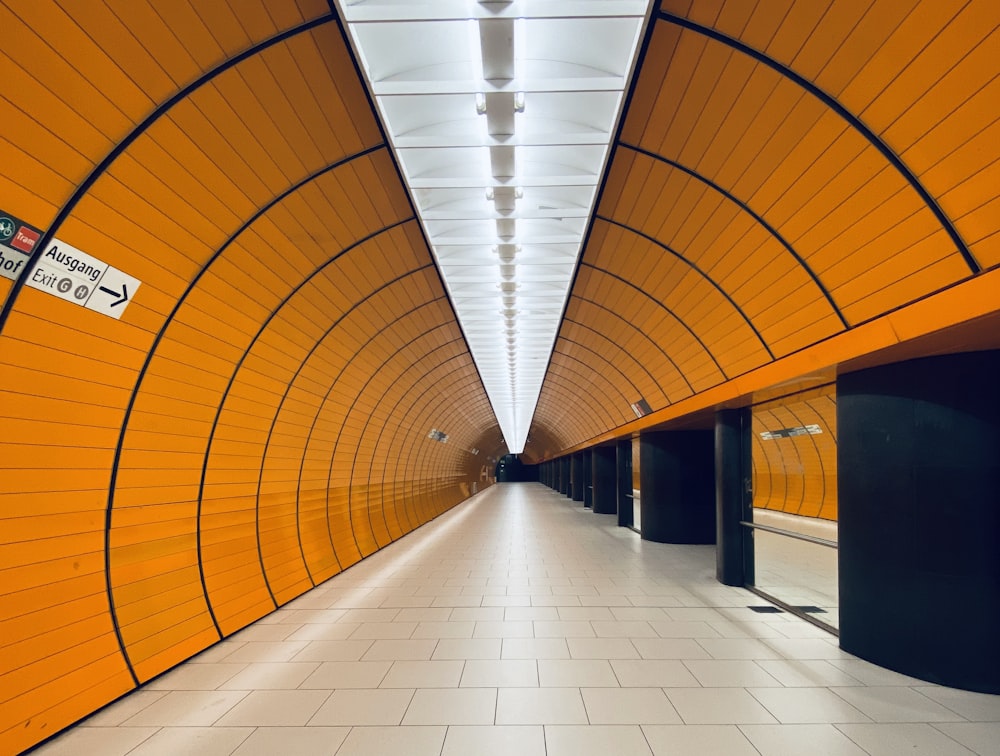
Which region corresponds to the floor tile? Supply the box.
[410,620,476,638]
[144,663,247,691]
[567,637,639,659]
[826,659,934,686]
[80,691,169,726]
[533,620,596,637]
[696,638,784,660]
[442,725,545,756]
[505,606,560,621]
[433,637,502,660]
[334,725,446,756]
[220,641,310,663]
[836,723,980,755]
[461,659,538,687]
[230,726,349,755]
[308,688,414,726]
[648,620,722,638]
[545,725,653,756]
[291,639,374,662]
[215,689,330,726]
[683,659,783,687]
[740,723,869,755]
[557,607,615,621]
[611,659,699,687]
[496,688,588,724]
[665,688,779,725]
[763,637,852,659]
[642,724,759,756]
[298,660,391,688]
[748,687,871,723]
[632,638,711,660]
[582,688,682,724]
[502,638,570,659]
[121,690,249,726]
[538,659,619,687]
[348,621,417,639]
[932,722,1000,755]
[31,727,159,756]
[218,661,319,689]
[125,726,252,756]
[591,621,658,638]
[474,620,534,638]
[379,659,464,688]
[914,686,1000,721]
[401,687,497,724]
[832,687,967,722]
[360,639,438,661]
[755,659,866,687]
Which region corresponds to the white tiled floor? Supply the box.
[34,484,1000,755]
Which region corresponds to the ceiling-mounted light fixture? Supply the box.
[475,92,487,115]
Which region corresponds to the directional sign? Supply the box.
[26,238,141,319]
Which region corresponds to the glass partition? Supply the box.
[747,385,839,631]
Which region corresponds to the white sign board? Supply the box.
[25,239,141,319]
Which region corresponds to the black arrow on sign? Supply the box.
[99,283,129,307]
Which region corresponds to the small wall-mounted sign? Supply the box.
[630,398,652,418]
[26,238,141,319]
[759,424,822,440]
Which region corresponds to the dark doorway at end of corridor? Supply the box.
[496,454,538,483]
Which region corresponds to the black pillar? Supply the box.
[839,350,1000,693]
[616,440,633,528]
[560,456,571,497]
[571,452,585,502]
[592,446,617,515]
[583,451,593,508]
[715,408,753,586]
[639,430,715,544]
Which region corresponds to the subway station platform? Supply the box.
[33,483,1000,756]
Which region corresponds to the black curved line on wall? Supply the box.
[359,337,472,544]
[381,356,481,533]
[194,221,414,630]
[658,11,980,276]
[292,271,440,583]
[613,144,849,331]
[0,13,337,337]
[259,294,448,591]
[555,333,643,404]
[562,315,673,405]
[298,265,437,567]
[568,296,694,396]
[784,402,826,515]
[580,263,728,379]
[535,370,615,445]
[346,326,461,550]
[596,214,777,357]
[548,348,634,428]
[362,344,466,538]
[776,405,809,515]
[104,152,383,679]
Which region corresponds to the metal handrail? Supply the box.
[740,520,838,549]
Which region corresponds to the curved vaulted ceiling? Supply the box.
[0,0,997,752]
[525,0,999,459]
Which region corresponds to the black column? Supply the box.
[839,350,1000,693]
[560,457,571,497]
[583,451,593,508]
[715,408,753,586]
[592,446,617,515]
[639,430,715,544]
[571,452,585,502]
[616,440,633,528]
